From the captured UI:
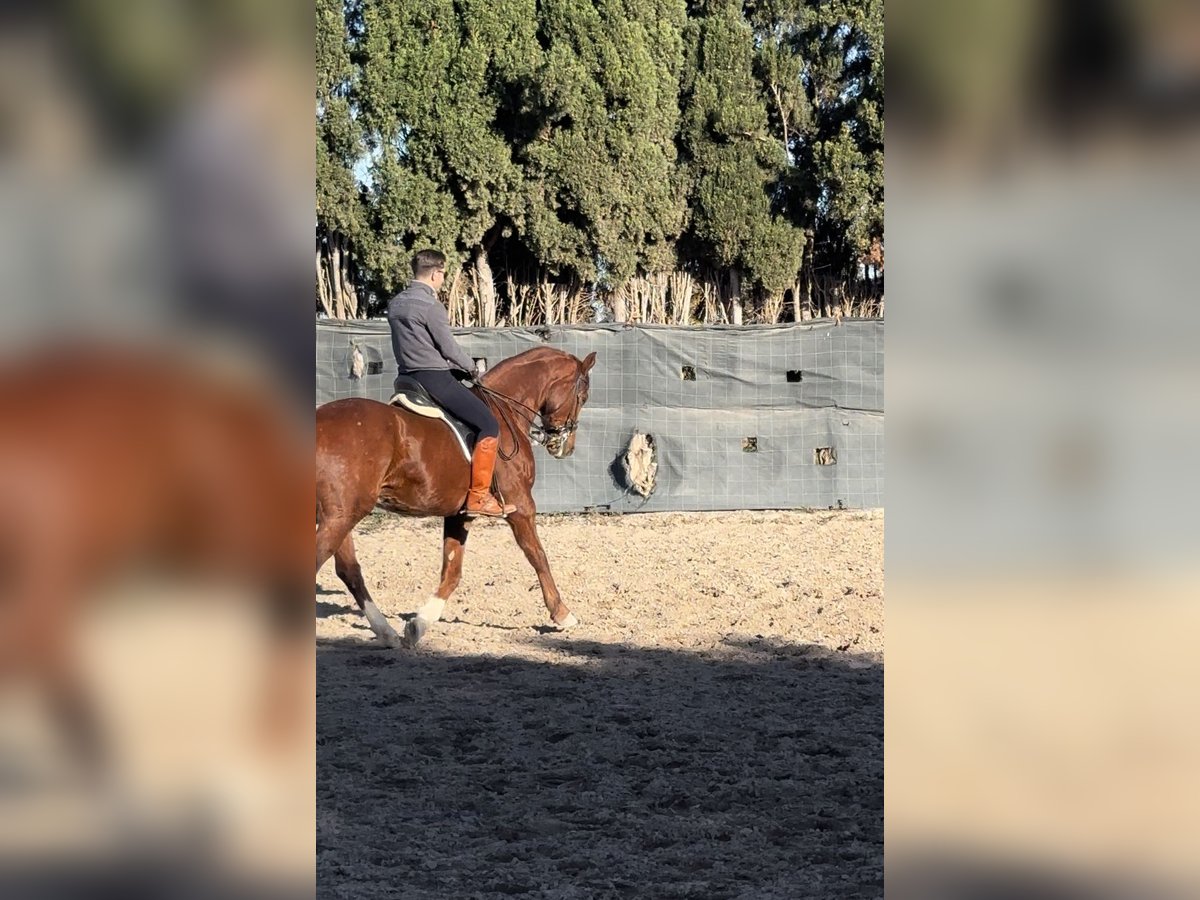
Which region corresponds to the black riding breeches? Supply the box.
[403,369,499,440]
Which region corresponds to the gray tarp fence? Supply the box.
[317,319,883,512]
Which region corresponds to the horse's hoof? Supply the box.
[552,612,579,631]
[363,600,403,648]
[402,617,427,648]
[379,632,405,650]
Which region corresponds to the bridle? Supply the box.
[474,374,586,460]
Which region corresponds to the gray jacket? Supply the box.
[386,281,475,374]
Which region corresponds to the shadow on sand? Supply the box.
[317,628,883,899]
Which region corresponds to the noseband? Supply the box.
[528,376,585,446]
[476,373,586,457]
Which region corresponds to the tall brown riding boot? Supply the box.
[465,436,516,517]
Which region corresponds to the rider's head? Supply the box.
[412,249,447,292]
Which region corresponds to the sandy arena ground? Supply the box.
[317,509,883,899]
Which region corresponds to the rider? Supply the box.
[387,249,515,518]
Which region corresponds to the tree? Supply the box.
[749,0,884,317]
[355,0,542,322]
[316,0,884,325]
[678,0,805,322]
[517,0,689,295]
[317,0,369,318]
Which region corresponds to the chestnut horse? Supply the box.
[315,346,596,647]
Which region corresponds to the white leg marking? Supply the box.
[554,612,579,630]
[362,600,402,648]
[416,595,446,622]
[403,595,445,648]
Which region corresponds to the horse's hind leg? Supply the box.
[403,514,471,647]
[334,533,401,648]
[316,512,355,575]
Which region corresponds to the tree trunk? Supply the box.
[770,83,790,164]
[612,284,627,323]
[702,278,721,324]
[342,236,359,318]
[761,288,783,324]
[317,244,333,317]
[540,281,555,325]
[448,268,466,326]
[474,246,497,327]
[333,236,345,319]
[728,269,743,326]
[326,238,341,319]
[652,273,669,323]
[334,237,346,318]
[334,235,357,319]
[801,233,817,320]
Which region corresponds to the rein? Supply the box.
[473,378,583,461]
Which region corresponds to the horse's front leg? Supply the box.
[403,513,472,647]
[505,509,577,629]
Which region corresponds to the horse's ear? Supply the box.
[581,351,597,373]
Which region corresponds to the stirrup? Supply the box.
[464,492,513,518]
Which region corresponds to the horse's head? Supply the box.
[538,351,597,459]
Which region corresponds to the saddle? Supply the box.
[388,376,475,461]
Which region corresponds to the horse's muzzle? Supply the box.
[535,423,577,459]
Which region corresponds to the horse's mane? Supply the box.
[483,346,577,382]
[484,348,583,388]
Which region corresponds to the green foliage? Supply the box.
[316,0,884,319]
[353,0,541,291]
[678,0,804,292]
[749,0,884,279]
[518,0,688,282]
[316,0,367,241]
